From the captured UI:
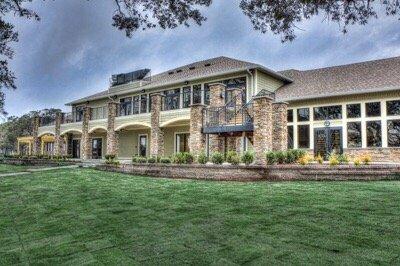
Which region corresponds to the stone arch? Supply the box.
[38,131,55,137]
[60,129,82,136]
[89,126,107,134]
[160,117,190,128]
[115,122,151,131]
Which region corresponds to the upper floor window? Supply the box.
[387,100,400,116]
[313,105,342,121]
[366,102,381,117]
[183,86,191,108]
[204,84,210,105]
[91,106,107,120]
[140,95,148,113]
[192,84,202,104]
[164,89,180,111]
[75,106,84,122]
[346,104,361,118]
[120,97,132,116]
[133,96,140,114]
[287,109,293,123]
[297,108,310,122]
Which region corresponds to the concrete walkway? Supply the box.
[0,165,79,178]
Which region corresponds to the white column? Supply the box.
[381,100,388,148]
[342,104,348,149]
[361,103,367,148]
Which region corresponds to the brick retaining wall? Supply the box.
[96,163,400,182]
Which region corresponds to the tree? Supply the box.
[1,0,399,114]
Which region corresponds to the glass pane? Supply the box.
[387,100,400,116]
[140,95,148,113]
[193,85,202,104]
[287,126,294,149]
[297,108,310,122]
[388,120,400,147]
[298,125,310,148]
[366,121,382,147]
[347,122,362,148]
[164,89,180,110]
[366,102,381,117]
[313,105,342,121]
[120,97,132,116]
[183,87,191,108]
[133,96,140,114]
[346,104,361,118]
[287,110,293,123]
[139,136,147,157]
[204,84,210,105]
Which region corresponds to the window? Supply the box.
[313,105,342,120]
[120,97,132,116]
[140,95,148,113]
[175,133,190,153]
[138,135,148,157]
[388,120,400,147]
[297,108,310,122]
[366,102,381,117]
[182,86,191,108]
[74,106,84,122]
[346,104,361,118]
[90,106,107,120]
[347,122,362,148]
[287,126,294,149]
[297,125,310,148]
[193,84,202,104]
[132,96,140,114]
[367,121,382,147]
[387,100,400,116]
[287,110,293,123]
[164,89,180,110]
[204,84,210,105]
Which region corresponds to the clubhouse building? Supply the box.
[19,56,400,163]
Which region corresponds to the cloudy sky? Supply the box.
[5,0,400,117]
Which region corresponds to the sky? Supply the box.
[4,0,400,117]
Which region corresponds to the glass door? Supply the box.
[72,139,80,159]
[91,138,102,159]
[314,127,343,159]
[175,133,190,153]
[138,135,148,157]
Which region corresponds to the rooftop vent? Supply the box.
[111,69,151,87]
[176,69,183,73]
[168,71,174,75]
[189,66,195,70]
[204,63,211,67]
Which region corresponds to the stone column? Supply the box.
[189,103,205,157]
[107,102,118,156]
[54,112,62,156]
[150,94,164,157]
[209,83,226,154]
[32,115,40,155]
[81,105,91,160]
[272,102,288,151]
[253,95,273,164]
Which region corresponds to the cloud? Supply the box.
[4,0,400,116]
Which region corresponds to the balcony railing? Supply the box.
[62,112,82,124]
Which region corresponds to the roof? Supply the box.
[67,56,291,105]
[276,56,400,102]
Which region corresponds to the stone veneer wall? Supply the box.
[107,102,118,155]
[54,112,62,156]
[272,102,288,151]
[345,148,400,163]
[97,163,400,182]
[32,116,40,155]
[208,83,226,154]
[81,105,91,160]
[189,104,205,156]
[150,94,164,157]
[253,96,273,164]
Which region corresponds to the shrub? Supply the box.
[354,157,361,166]
[132,156,138,163]
[183,152,194,164]
[211,152,224,165]
[276,151,286,164]
[361,153,372,165]
[197,151,208,164]
[226,151,238,164]
[266,151,277,165]
[329,153,339,166]
[285,150,297,164]
[230,154,241,165]
[337,153,349,164]
[147,157,157,164]
[173,152,185,164]
[105,154,116,161]
[137,157,147,163]
[315,154,324,164]
[160,157,171,164]
[298,154,313,165]
[241,151,254,166]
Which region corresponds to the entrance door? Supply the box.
[314,127,343,159]
[175,133,190,153]
[72,139,80,159]
[92,138,102,159]
[138,135,147,157]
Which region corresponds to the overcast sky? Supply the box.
[4,0,400,117]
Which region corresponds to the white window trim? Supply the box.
[174,131,190,154]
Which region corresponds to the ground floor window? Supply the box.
[138,135,148,157]
[347,122,362,148]
[297,125,310,148]
[287,126,294,149]
[388,120,400,147]
[175,133,190,153]
[92,138,102,159]
[72,139,80,159]
[44,142,54,155]
[366,121,382,147]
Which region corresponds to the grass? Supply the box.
[0,163,34,174]
[1,168,400,265]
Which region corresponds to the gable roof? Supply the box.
[68,56,290,105]
[276,56,400,102]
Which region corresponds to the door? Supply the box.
[92,138,103,159]
[72,139,80,159]
[138,135,147,157]
[314,127,343,159]
[175,133,190,153]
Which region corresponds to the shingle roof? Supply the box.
[67,56,290,105]
[276,56,400,102]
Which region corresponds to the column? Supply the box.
[81,105,91,160]
[189,103,205,156]
[107,102,119,155]
[272,102,288,151]
[32,116,40,155]
[209,83,226,154]
[54,112,62,156]
[253,95,274,164]
[150,94,164,157]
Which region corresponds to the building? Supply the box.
[28,56,400,163]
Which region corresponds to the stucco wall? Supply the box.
[163,125,190,156]
[118,129,151,159]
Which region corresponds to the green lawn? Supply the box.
[0,163,33,174]
[1,169,400,265]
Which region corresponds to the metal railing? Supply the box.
[203,101,254,128]
[62,112,82,124]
